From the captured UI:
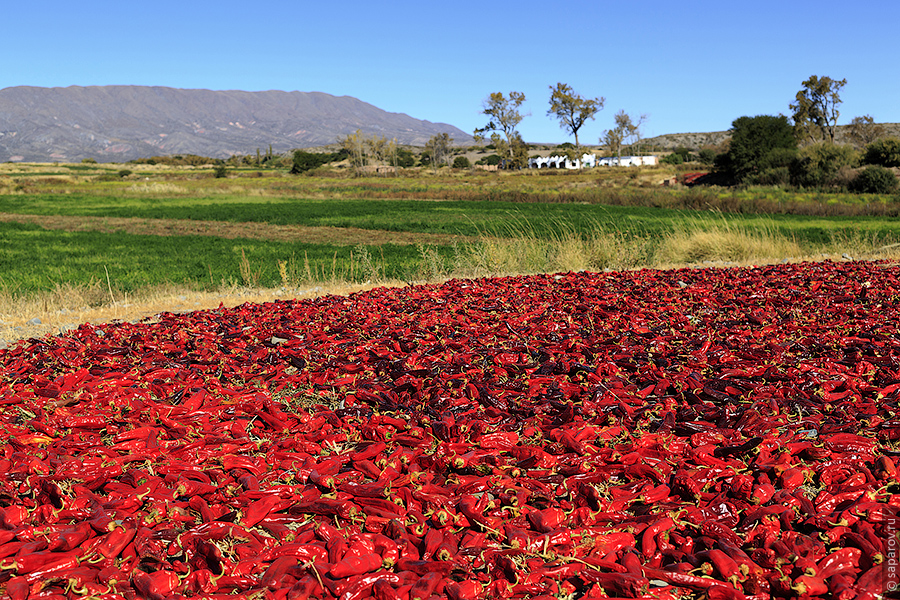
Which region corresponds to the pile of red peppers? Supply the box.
[1,260,899,600]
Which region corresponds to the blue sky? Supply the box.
[3,0,898,145]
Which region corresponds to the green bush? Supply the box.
[789,143,858,188]
[751,167,791,187]
[718,115,797,183]
[81,157,97,164]
[452,156,471,169]
[290,149,348,174]
[396,148,416,168]
[476,154,502,166]
[863,138,900,168]
[850,165,899,194]
[118,169,132,178]
[661,153,683,165]
[213,165,228,178]
[698,148,717,165]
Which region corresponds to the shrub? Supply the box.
[698,148,717,165]
[850,165,899,194]
[452,156,471,169]
[118,169,132,178]
[476,154,502,166]
[789,143,858,188]
[661,153,683,165]
[862,138,900,168]
[81,157,97,164]
[751,167,791,187]
[396,148,416,168]
[213,165,228,178]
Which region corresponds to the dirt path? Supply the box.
[0,212,474,246]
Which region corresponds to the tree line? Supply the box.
[714,75,898,193]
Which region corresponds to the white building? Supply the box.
[529,154,657,169]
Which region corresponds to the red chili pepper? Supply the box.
[372,579,403,600]
[791,574,828,596]
[708,548,742,586]
[409,572,444,600]
[329,552,383,579]
[261,556,299,590]
[579,571,649,596]
[815,547,861,579]
[445,580,483,600]
[0,549,81,577]
[526,507,566,533]
[131,569,180,600]
[339,573,404,600]
[261,542,329,564]
[641,516,674,557]
[395,557,456,576]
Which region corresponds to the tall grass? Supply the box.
[654,218,803,266]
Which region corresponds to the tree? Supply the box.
[424,133,453,173]
[547,83,604,148]
[395,147,416,168]
[862,137,900,168]
[366,135,388,165]
[290,149,336,174]
[474,91,527,165]
[718,115,798,183]
[505,132,530,169]
[601,110,646,159]
[850,166,899,194]
[629,113,649,155]
[452,156,471,169]
[339,129,367,174]
[790,75,846,144]
[847,115,885,148]
[601,126,624,159]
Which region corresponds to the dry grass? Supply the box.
[0,280,401,347]
[654,220,804,267]
[126,182,188,194]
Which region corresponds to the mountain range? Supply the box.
[0,85,473,163]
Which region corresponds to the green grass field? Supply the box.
[3,191,900,242]
[1,165,899,299]
[0,220,438,292]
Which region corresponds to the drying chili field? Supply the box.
[0,260,898,599]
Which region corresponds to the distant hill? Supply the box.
[0,85,473,163]
[644,123,900,151]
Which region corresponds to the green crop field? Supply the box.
[1,164,899,300]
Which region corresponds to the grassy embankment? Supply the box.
[1,162,899,328]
